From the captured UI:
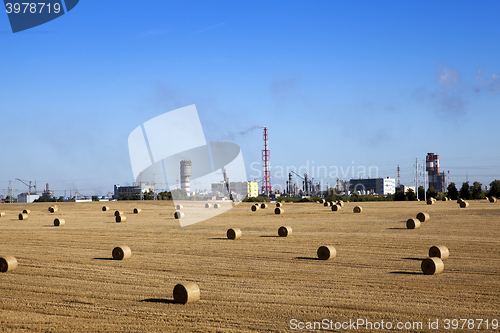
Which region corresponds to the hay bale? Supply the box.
[320,199,326,204]
[174,211,185,219]
[176,204,184,210]
[323,201,331,207]
[331,204,341,211]
[421,257,444,275]
[251,205,260,212]
[114,210,124,217]
[133,208,142,214]
[112,246,132,260]
[457,198,464,204]
[0,256,18,273]
[426,199,434,205]
[459,201,469,208]
[48,206,58,213]
[102,206,109,211]
[260,203,268,209]
[22,209,30,215]
[226,228,242,240]
[406,218,421,229]
[489,197,497,203]
[173,282,200,304]
[317,245,336,260]
[18,213,28,220]
[274,207,284,214]
[214,203,220,209]
[116,215,126,223]
[429,245,449,260]
[353,206,362,213]
[0,212,5,218]
[53,218,65,226]
[278,225,292,237]
[276,202,284,207]
[336,200,344,207]
[442,197,447,201]
[205,203,212,208]
[416,212,430,222]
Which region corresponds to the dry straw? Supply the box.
[459,201,469,208]
[416,212,430,222]
[429,245,449,260]
[406,218,421,229]
[102,206,109,211]
[0,256,18,273]
[489,197,497,203]
[53,218,65,226]
[205,203,212,208]
[331,204,341,211]
[353,206,362,213]
[22,209,30,215]
[173,282,200,304]
[48,205,58,213]
[114,210,124,217]
[276,202,284,207]
[323,202,331,207]
[317,245,336,260]
[116,215,126,223]
[176,204,183,210]
[426,198,434,205]
[18,213,28,220]
[226,228,242,240]
[421,257,444,275]
[320,199,326,204]
[214,203,220,209]
[112,246,132,260]
[336,201,344,207]
[274,207,284,214]
[0,212,5,218]
[260,203,268,209]
[133,208,142,214]
[251,205,260,212]
[174,211,185,219]
[278,225,292,237]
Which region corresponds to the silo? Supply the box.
[180,160,192,196]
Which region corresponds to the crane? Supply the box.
[15,178,36,195]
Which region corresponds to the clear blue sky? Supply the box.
[1,1,500,197]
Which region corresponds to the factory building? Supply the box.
[426,153,447,193]
[349,177,396,196]
[17,193,40,203]
[211,181,258,199]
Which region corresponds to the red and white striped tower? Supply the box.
[261,127,272,195]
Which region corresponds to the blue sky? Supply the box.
[1,1,500,197]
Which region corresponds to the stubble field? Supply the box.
[0,199,499,332]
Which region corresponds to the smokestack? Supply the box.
[180,160,192,196]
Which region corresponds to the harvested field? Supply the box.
[0,200,499,332]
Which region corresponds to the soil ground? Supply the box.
[0,200,499,332]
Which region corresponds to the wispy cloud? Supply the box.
[475,69,500,94]
[193,22,226,34]
[132,29,170,40]
[219,125,263,141]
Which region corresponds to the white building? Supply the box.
[17,193,40,203]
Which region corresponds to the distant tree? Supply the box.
[406,188,416,201]
[394,190,407,201]
[171,189,188,200]
[447,183,458,200]
[470,181,484,199]
[488,179,500,198]
[418,186,425,200]
[158,191,172,200]
[92,196,99,201]
[426,186,437,199]
[57,197,65,202]
[34,196,56,203]
[459,182,470,200]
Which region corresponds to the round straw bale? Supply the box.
[278,225,292,237]
[214,203,220,209]
[173,282,200,304]
[459,201,469,208]
[226,228,242,240]
[429,245,449,260]
[260,203,268,209]
[176,204,183,210]
[22,209,30,215]
[406,218,421,229]
[49,206,58,213]
[133,208,142,214]
[114,210,124,217]
[426,199,434,205]
[205,203,212,208]
[457,198,464,204]
[276,202,284,207]
[251,205,260,212]
[0,212,5,218]
[274,207,284,214]
[353,206,362,213]
[18,213,28,220]
[116,215,126,223]
[442,197,447,201]
[112,246,132,260]
[102,206,109,211]
[53,218,65,226]
[320,199,326,204]
[489,197,497,203]
[317,245,336,260]
[421,257,444,275]
[323,202,331,207]
[331,204,341,211]
[0,256,18,273]
[174,211,185,219]
[336,201,344,207]
[416,212,430,222]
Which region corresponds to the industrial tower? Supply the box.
[180,159,192,196]
[426,153,447,193]
[261,127,272,195]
